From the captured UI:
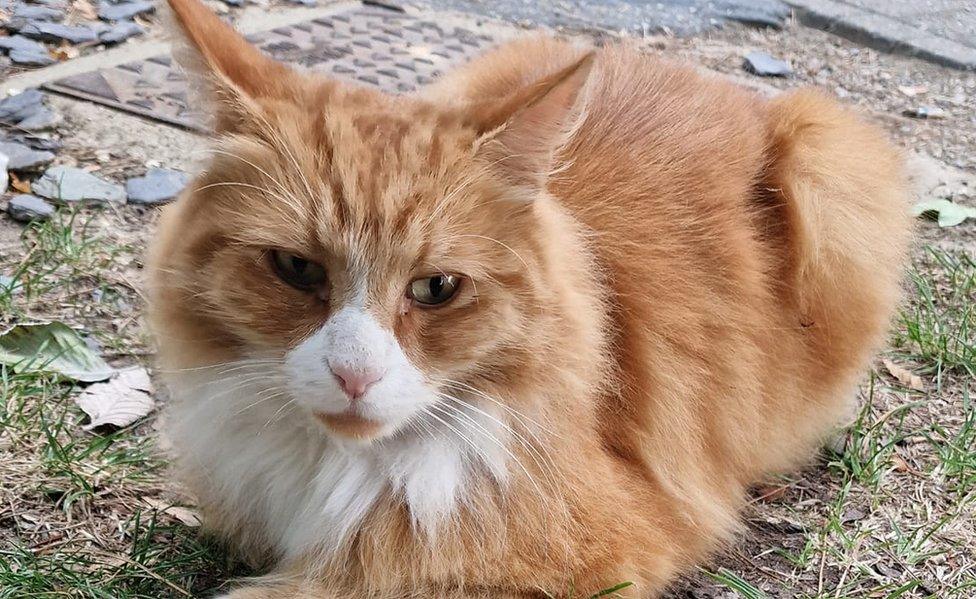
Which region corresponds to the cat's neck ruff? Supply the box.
[166,368,510,560]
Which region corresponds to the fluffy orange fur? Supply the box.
[147,0,912,596]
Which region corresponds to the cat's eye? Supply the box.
[408,275,460,307]
[269,250,327,290]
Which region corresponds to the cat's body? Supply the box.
[148,1,911,596]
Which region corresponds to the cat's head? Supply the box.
[149,0,605,443]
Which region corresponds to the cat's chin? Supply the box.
[314,411,390,441]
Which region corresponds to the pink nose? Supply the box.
[329,363,384,400]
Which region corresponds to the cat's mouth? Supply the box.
[314,411,386,439]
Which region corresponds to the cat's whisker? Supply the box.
[234,388,291,417]
[263,397,298,429]
[194,181,297,207]
[440,379,560,439]
[436,393,562,492]
[428,401,560,531]
[449,234,529,271]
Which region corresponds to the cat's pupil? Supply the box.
[291,256,308,273]
[429,276,445,297]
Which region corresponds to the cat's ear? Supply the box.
[165,0,303,134]
[467,52,595,185]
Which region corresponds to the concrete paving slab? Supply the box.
[786,0,976,70]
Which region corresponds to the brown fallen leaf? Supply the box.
[144,498,202,527]
[72,0,98,20]
[51,42,80,62]
[882,358,924,391]
[75,367,155,431]
[10,172,31,194]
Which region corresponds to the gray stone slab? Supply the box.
[99,20,144,43]
[125,167,190,204]
[0,34,49,54]
[19,21,98,44]
[33,165,127,204]
[7,194,56,222]
[786,0,976,70]
[97,0,154,21]
[0,140,56,170]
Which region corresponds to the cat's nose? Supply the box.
[329,363,384,400]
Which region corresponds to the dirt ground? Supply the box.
[1,10,974,599]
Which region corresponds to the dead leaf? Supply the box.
[10,172,31,194]
[144,498,202,527]
[897,85,928,97]
[72,0,98,20]
[75,367,155,431]
[882,359,924,391]
[51,43,80,62]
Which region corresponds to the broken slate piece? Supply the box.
[8,5,65,29]
[743,51,791,77]
[0,89,45,122]
[221,0,243,6]
[7,194,56,222]
[16,106,60,131]
[19,22,98,44]
[9,48,56,66]
[0,34,49,54]
[126,168,191,204]
[97,0,154,21]
[0,140,55,170]
[0,152,7,194]
[98,20,144,43]
[33,166,127,204]
[903,106,947,120]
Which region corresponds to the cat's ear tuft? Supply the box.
[164,0,302,133]
[468,51,595,185]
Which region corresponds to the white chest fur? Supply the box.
[165,367,510,559]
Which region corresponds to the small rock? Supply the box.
[0,152,8,195]
[33,166,127,204]
[7,5,64,29]
[27,0,70,8]
[903,106,947,120]
[286,0,317,5]
[0,140,56,170]
[7,194,56,222]
[17,134,62,152]
[16,106,60,131]
[9,48,56,66]
[20,21,98,44]
[743,51,791,77]
[126,168,191,204]
[221,0,243,6]
[0,34,49,54]
[97,0,154,21]
[98,20,144,43]
[0,274,20,296]
[0,89,45,122]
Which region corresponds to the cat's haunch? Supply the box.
[147,0,912,596]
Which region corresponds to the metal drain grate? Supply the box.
[43,3,497,131]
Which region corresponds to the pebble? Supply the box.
[9,48,56,66]
[16,106,60,131]
[20,21,98,44]
[9,4,64,22]
[0,274,20,296]
[0,34,49,54]
[0,151,8,195]
[97,0,154,21]
[33,166,127,204]
[903,106,948,120]
[743,51,792,77]
[0,140,56,170]
[99,20,144,43]
[0,89,45,122]
[221,0,243,6]
[7,194,56,222]
[126,167,191,204]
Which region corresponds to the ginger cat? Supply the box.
[147,0,911,596]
